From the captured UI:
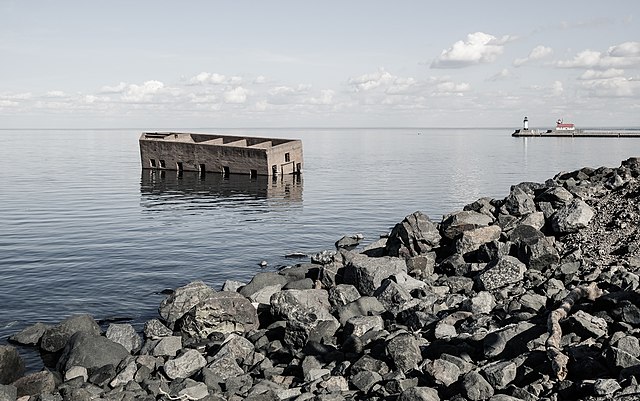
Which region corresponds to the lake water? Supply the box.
[2,127,640,361]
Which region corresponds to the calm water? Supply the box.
[2,127,640,358]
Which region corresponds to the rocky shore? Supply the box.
[3,158,640,401]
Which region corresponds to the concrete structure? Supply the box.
[523,116,529,131]
[555,119,575,131]
[139,132,303,176]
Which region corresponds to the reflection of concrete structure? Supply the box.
[140,169,303,203]
[139,132,303,176]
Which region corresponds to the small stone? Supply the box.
[570,310,608,338]
[158,280,216,328]
[425,358,460,386]
[164,349,207,380]
[143,319,173,339]
[152,336,182,357]
[106,324,142,353]
[483,360,516,390]
[350,370,382,393]
[462,371,494,401]
[398,386,441,401]
[64,366,88,382]
[386,333,421,373]
[345,315,384,337]
[477,256,526,292]
[109,360,137,388]
[594,378,621,396]
[12,371,56,397]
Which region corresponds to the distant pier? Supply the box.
[513,129,640,138]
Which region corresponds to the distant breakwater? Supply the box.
[513,128,640,138]
[3,158,640,400]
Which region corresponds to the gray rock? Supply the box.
[106,324,142,353]
[386,333,422,373]
[614,335,640,358]
[347,253,407,296]
[440,354,474,375]
[570,310,608,338]
[328,285,361,309]
[398,386,440,401]
[173,379,209,400]
[0,384,17,401]
[477,256,526,292]
[8,323,50,346]
[178,291,259,339]
[463,291,496,314]
[40,314,101,353]
[503,187,536,217]
[455,225,502,255]
[374,279,413,315]
[462,371,494,401]
[12,371,55,397]
[484,322,536,358]
[164,349,207,380]
[214,334,255,361]
[482,360,516,390]
[464,197,496,218]
[518,292,547,313]
[550,199,594,234]
[222,280,246,292]
[350,370,381,393]
[58,332,130,374]
[239,272,289,300]
[406,253,436,280]
[143,319,173,339]
[385,211,441,258]
[0,346,24,385]
[337,296,386,325]
[64,365,88,382]
[441,210,494,240]
[152,336,182,357]
[158,280,216,328]
[282,278,314,290]
[425,358,460,386]
[351,355,390,376]
[335,235,360,249]
[205,356,245,381]
[271,289,337,327]
[488,395,524,401]
[594,378,621,396]
[345,315,384,337]
[518,211,545,230]
[608,346,640,369]
[109,359,137,387]
[536,186,574,207]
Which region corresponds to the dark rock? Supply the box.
[282,278,314,290]
[464,197,496,218]
[535,186,574,207]
[58,332,130,374]
[424,358,460,386]
[455,225,502,256]
[178,291,259,339]
[607,346,640,369]
[374,279,413,315]
[12,371,56,397]
[328,284,361,309]
[347,253,407,296]
[385,211,441,258]
[8,322,50,346]
[406,253,436,280]
[550,199,594,234]
[462,371,494,401]
[509,225,559,270]
[351,355,390,376]
[350,370,381,393]
[386,333,421,373]
[109,359,137,387]
[476,256,526,292]
[87,364,116,387]
[569,310,608,338]
[503,187,536,217]
[0,346,24,385]
[398,386,441,401]
[40,314,101,353]
[158,280,216,329]
[239,272,289,301]
[484,322,537,359]
[482,360,517,390]
[593,378,621,396]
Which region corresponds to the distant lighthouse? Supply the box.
[523,116,529,131]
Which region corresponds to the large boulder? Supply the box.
[9,323,50,346]
[178,291,258,339]
[11,371,55,397]
[455,225,502,256]
[550,199,595,234]
[40,314,101,353]
[105,323,142,353]
[164,349,207,380]
[503,187,536,217]
[440,210,494,240]
[238,272,289,302]
[159,281,216,329]
[0,345,24,385]
[386,211,441,258]
[346,253,407,296]
[57,332,130,374]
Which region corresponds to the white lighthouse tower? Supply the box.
[523,116,529,131]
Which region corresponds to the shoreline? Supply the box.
[3,158,640,400]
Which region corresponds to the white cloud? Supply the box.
[436,81,471,93]
[224,86,248,104]
[45,90,67,98]
[122,80,165,102]
[551,81,564,97]
[579,69,625,80]
[487,68,512,81]
[580,76,638,97]
[348,69,396,92]
[513,45,553,66]
[188,72,227,85]
[557,42,640,69]
[431,32,513,68]
[308,89,334,105]
[100,82,127,93]
[254,75,267,84]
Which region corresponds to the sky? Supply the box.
[0,1,639,128]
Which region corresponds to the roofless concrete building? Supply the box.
[139,132,303,176]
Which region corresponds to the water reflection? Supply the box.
[140,170,303,211]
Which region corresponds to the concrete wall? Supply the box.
[140,133,303,176]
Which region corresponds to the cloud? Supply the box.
[578,69,625,80]
[348,69,397,92]
[487,68,512,81]
[189,72,227,85]
[308,89,334,105]
[513,45,553,67]
[122,80,165,102]
[551,81,564,97]
[100,82,127,93]
[435,81,471,93]
[224,86,248,104]
[557,41,640,69]
[431,32,513,69]
[579,76,639,97]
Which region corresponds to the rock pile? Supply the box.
[3,158,640,401]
